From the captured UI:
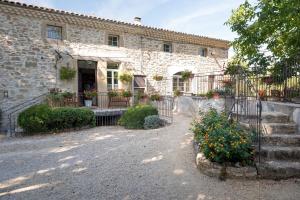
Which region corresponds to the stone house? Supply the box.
[0,0,229,112]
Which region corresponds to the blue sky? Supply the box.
[17,0,252,56]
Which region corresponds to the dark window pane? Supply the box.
[107,63,119,69]
[108,35,119,46]
[47,25,62,40]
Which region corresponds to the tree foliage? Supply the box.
[226,0,300,74]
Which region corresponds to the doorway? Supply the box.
[78,60,97,106]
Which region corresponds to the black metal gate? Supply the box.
[150,95,174,123]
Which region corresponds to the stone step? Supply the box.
[263,123,297,135]
[260,146,300,161]
[239,122,297,135]
[262,134,300,146]
[257,161,300,179]
[262,112,290,123]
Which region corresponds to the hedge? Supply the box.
[118,105,158,129]
[18,104,95,134]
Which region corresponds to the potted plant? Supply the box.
[60,67,76,81]
[153,75,163,81]
[122,90,132,98]
[213,90,220,99]
[84,90,97,107]
[108,90,119,98]
[181,70,193,81]
[270,89,281,101]
[119,73,133,83]
[258,90,266,100]
[206,90,214,99]
[174,89,181,97]
[150,94,161,101]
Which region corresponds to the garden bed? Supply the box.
[193,141,257,179]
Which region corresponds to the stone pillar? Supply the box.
[97,61,108,108]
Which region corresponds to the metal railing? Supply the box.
[225,67,263,163]
[150,95,174,124]
[4,93,48,136]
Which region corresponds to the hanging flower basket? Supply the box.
[60,67,76,81]
[181,70,193,81]
[119,73,133,83]
[153,75,163,81]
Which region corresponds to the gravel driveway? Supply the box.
[0,114,300,200]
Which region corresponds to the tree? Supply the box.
[226,0,300,75]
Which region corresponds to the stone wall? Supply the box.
[0,11,228,119]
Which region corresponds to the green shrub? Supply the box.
[18,105,95,134]
[119,105,158,129]
[119,73,133,83]
[18,104,51,133]
[150,94,161,101]
[144,115,163,129]
[48,107,95,131]
[60,67,76,80]
[206,90,214,99]
[108,90,119,97]
[121,90,132,97]
[191,108,253,165]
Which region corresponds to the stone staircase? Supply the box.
[255,112,300,179]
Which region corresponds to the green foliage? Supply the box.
[226,0,300,75]
[108,90,119,97]
[150,94,161,101]
[18,104,51,133]
[119,73,133,83]
[47,91,75,107]
[191,109,253,165]
[119,105,158,129]
[153,75,163,81]
[144,115,163,129]
[121,90,132,98]
[206,90,214,99]
[84,90,97,99]
[174,89,181,97]
[225,57,250,76]
[48,107,95,131]
[60,67,76,80]
[181,70,193,80]
[18,105,95,134]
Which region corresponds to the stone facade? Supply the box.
[0,1,229,121]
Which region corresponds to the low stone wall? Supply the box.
[173,96,225,116]
[193,141,257,179]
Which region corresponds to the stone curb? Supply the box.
[193,140,258,179]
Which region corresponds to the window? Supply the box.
[173,74,191,93]
[134,75,146,95]
[199,47,208,57]
[107,63,119,90]
[163,43,172,53]
[47,25,62,40]
[108,35,119,47]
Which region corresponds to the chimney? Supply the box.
[133,17,142,25]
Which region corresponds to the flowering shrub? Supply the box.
[191,108,253,165]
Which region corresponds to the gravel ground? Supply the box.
[0,114,300,200]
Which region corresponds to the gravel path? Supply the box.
[0,114,300,200]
